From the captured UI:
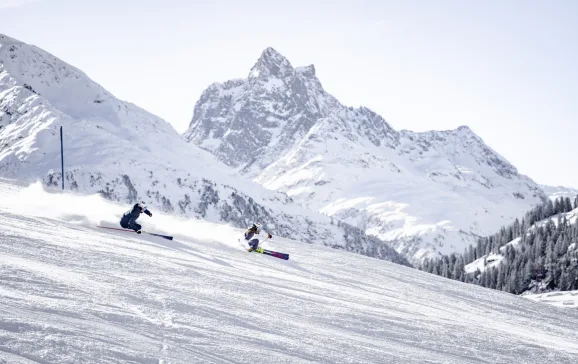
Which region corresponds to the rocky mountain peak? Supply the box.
[185,47,343,172]
[249,47,294,79]
[296,64,316,77]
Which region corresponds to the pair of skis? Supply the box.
[241,238,289,260]
[96,226,173,240]
[250,247,289,260]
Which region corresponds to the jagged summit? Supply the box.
[185,47,342,171]
[249,47,294,79]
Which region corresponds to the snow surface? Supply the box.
[1,180,578,363]
[463,237,523,275]
[464,253,505,275]
[524,291,578,310]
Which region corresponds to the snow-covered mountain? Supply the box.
[540,184,578,201]
[1,180,578,363]
[0,34,408,265]
[184,47,546,263]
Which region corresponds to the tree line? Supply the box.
[420,196,578,294]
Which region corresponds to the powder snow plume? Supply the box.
[0,180,243,248]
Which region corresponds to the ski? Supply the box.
[262,249,289,260]
[143,232,173,241]
[96,226,173,240]
[250,247,289,260]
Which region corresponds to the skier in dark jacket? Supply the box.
[120,202,152,233]
[244,223,272,252]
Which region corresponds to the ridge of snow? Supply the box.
[0,33,24,45]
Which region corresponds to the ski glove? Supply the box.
[267,233,272,239]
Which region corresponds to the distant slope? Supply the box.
[422,196,578,296]
[0,34,407,265]
[540,184,578,201]
[184,47,546,263]
[524,291,578,309]
[1,180,578,363]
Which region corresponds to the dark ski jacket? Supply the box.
[121,203,152,226]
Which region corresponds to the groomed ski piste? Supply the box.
[1,179,578,364]
[524,291,578,309]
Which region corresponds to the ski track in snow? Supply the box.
[1,181,578,363]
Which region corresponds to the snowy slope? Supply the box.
[540,184,578,201]
[0,34,407,265]
[464,208,578,276]
[524,291,578,309]
[464,237,521,275]
[1,180,578,363]
[185,47,546,263]
[464,252,506,275]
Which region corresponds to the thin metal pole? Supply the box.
[535,263,538,293]
[60,126,64,191]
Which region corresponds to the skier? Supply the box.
[244,223,272,252]
[120,202,152,233]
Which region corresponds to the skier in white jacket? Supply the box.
[243,223,272,252]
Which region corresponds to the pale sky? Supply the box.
[1,0,577,188]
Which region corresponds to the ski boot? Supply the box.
[248,246,264,253]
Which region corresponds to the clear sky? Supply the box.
[1,0,577,188]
